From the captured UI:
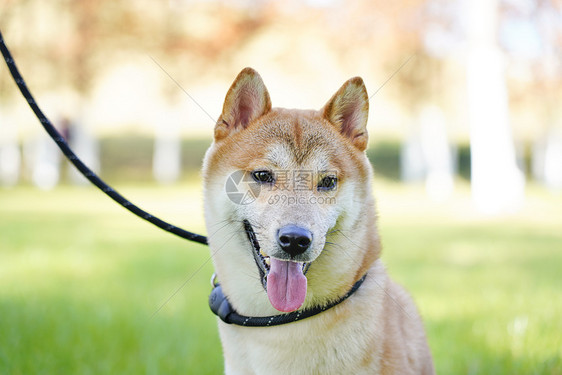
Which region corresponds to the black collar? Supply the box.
[209,273,367,327]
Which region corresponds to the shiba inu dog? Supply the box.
[203,68,434,374]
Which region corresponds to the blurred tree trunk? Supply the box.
[466,0,524,213]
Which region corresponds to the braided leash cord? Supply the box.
[0,30,207,245]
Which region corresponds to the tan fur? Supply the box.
[203,68,434,374]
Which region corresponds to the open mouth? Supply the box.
[243,220,311,312]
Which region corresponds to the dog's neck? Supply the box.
[209,273,367,327]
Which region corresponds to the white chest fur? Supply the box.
[218,261,388,375]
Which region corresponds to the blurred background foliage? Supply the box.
[1,0,562,374]
[0,0,560,135]
[1,0,561,188]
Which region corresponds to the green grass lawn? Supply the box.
[1,180,561,374]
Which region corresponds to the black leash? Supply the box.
[209,274,367,327]
[2,30,367,327]
[0,30,207,245]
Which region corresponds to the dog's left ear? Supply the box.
[215,67,272,141]
[322,77,369,151]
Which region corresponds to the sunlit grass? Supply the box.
[1,180,561,374]
[377,181,562,374]
[0,182,221,374]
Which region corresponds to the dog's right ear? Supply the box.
[215,68,272,141]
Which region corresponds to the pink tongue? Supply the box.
[266,258,307,312]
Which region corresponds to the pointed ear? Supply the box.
[215,68,272,141]
[322,77,369,151]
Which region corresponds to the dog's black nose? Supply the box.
[277,225,312,257]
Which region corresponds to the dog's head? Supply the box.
[203,68,379,314]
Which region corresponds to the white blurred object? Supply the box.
[401,132,425,183]
[465,0,525,214]
[0,113,21,187]
[0,144,21,187]
[153,112,181,184]
[419,105,455,202]
[543,129,562,190]
[32,136,61,190]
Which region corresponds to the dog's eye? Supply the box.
[317,176,337,191]
[251,170,275,184]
